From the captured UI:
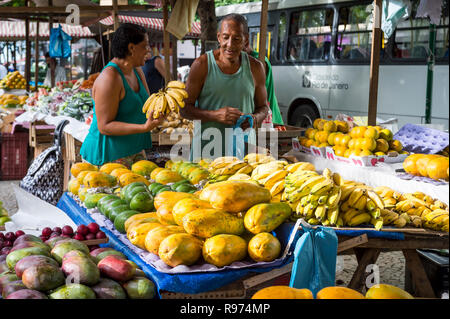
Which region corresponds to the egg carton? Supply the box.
[393,124,449,155]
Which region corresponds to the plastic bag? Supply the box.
[226,114,254,160]
[289,219,338,297]
[49,25,72,59]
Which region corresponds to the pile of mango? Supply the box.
[0,233,156,299]
[0,71,26,90]
[298,119,407,158]
[0,94,28,108]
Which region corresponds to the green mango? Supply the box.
[51,240,90,264]
[122,277,156,299]
[84,193,109,209]
[108,205,131,221]
[6,247,51,270]
[48,284,96,299]
[97,195,121,213]
[114,210,140,233]
[129,192,154,213]
[0,216,12,226]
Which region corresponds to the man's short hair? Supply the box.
[218,13,249,35]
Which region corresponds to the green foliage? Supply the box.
[215,0,259,8]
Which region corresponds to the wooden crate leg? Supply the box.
[402,249,436,298]
[348,248,381,292]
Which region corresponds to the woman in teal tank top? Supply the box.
[80,23,163,166]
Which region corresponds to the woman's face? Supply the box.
[129,34,151,67]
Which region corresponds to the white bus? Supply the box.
[216,0,449,130]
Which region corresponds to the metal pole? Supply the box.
[368,0,382,126]
[425,24,436,124]
[258,0,269,64]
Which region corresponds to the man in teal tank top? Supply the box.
[181,14,269,160]
[80,23,163,166]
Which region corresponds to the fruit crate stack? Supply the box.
[0,131,30,181]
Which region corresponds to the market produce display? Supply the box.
[142,80,188,119]
[298,118,407,157]
[150,111,194,135]
[0,71,26,90]
[251,283,414,299]
[0,94,28,109]
[80,73,100,90]
[403,153,449,181]
[58,90,93,121]
[0,232,156,299]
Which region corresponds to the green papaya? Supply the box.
[155,186,171,195]
[148,182,163,194]
[123,182,148,202]
[175,184,197,193]
[149,183,166,196]
[114,210,140,233]
[125,186,148,204]
[97,195,120,214]
[84,193,109,209]
[171,179,190,190]
[108,205,132,221]
[129,192,154,212]
[104,199,128,218]
[48,284,96,299]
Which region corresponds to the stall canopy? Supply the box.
[99,14,201,38]
[0,20,95,40]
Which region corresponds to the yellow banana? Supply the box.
[318,195,329,205]
[374,186,394,198]
[382,197,397,208]
[142,92,159,113]
[441,223,449,232]
[423,209,448,222]
[210,157,239,169]
[165,92,179,113]
[270,179,285,196]
[393,215,407,228]
[298,175,326,192]
[354,195,368,211]
[322,219,331,226]
[340,200,351,213]
[366,199,377,211]
[423,195,435,205]
[348,213,372,227]
[167,87,188,101]
[287,187,311,203]
[288,200,301,212]
[336,217,344,228]
[410,215,422,228]
[314,204,327,221]
[327,206,340,226]
[369,208,381,219]
[262,170,288,189]
[166,80,186,89]
[343,208,362,225]
[371,217,384,230]
[322,168,333,180]
[303,203,315,219]
[220,161,248,175]
[392,191,403,200]
[235,164,253,175]
[381,210,399,225]
[307,218,320,225]
[420,208,433,218]
[340,185,357,202]
[399,213,411,224]
[296,202,305,215]
[327,186,341,208]
[332,173,343,186]
[432,200,447,210]
[310,179,333,196]
[366,190,385,209]
[348,188,366,207]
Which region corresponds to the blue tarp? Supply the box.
[56,192,404,296]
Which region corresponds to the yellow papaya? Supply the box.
[150,167,165,180]
[131,160,158,177]
[70,162,98,177]
[244,202,292,234]
[164,160,174,169]
[154,191,196,225]
[83,171,117,188]
[110,168,132,178]
[316,287,365,299]
[127,222,162,250]
[248,232,281,262]
[67,178,81,195]
[78,187,88,202]
[154,169,184,185]
[182,208,245,238]
[252,286,313,299]
[200,181,271,213]
[158,233,203,267]
[144,225,185,255]
[202,234,247,267]
[119,172,150,187]
[172,198,212,226]
[99,163,127,174]
[365,284,414,299]
[124,212,159,232]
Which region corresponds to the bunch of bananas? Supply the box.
[283,168,343,226]
[142,81,188,119]
[207,156,254,183]
[244,153,277,168]
[423,209,449,232]
[339,181,388,229]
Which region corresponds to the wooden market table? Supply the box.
[159,227,448,299]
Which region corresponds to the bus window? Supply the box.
[390,15,429,60]
[436,5,449,61]
[277,12,287,61]
[336,4,372,61]
[286,8,333,62]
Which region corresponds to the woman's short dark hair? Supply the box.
[111,23,148,59]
